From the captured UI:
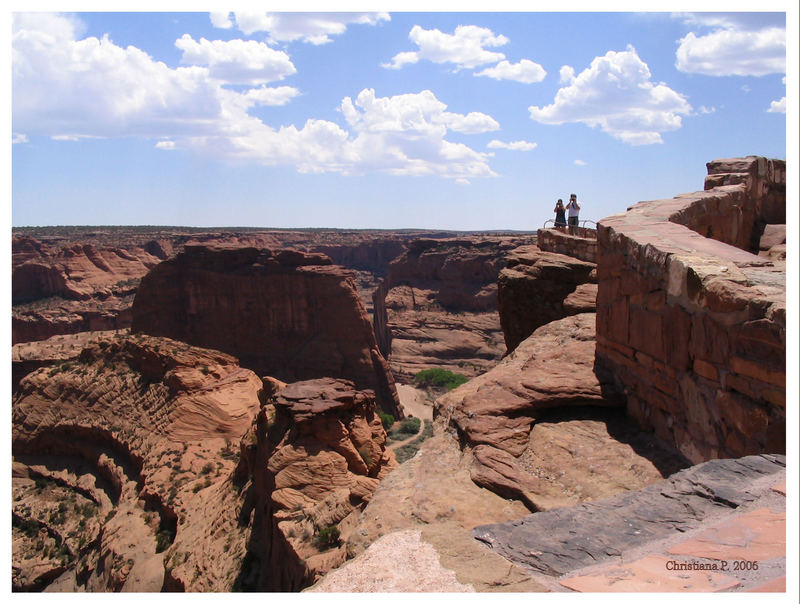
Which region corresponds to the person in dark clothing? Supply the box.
[554,199,567,228]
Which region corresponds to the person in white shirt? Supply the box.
[566,193,581,235]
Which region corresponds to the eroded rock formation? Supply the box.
[474,453,785,578]
[12,337,396,592]
[11,237,158,344]
[131,245,401,417]
[235,378,396,590]
[12,228,436,344]
[12,334,261,592]
[435,314,686,510]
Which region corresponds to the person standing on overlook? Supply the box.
[566,193,581,235]
[553,199,566,228]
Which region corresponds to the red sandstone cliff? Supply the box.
[595,156,786,462]
[11,237,161,344]
[130,245,402,417]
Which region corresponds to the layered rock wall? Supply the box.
[131,245,402,416]
[595,156,785,463]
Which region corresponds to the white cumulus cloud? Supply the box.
[13,13,229,140]
[487,140,537,151]
[175,35,296,85]
[675,14,785,76]
[209,12,233,30]
[338,88,497,178]
[244,86,301,107]
[559,65,576,84]
[474,59,546,83]
[768,97,786,113]
[214,12,390,44]
[528,46,691,145]
[383,24,508,70]
[12,14,497,182]
[574,159,587,166]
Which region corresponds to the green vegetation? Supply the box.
[357,445,373,468]
[155,530,172,553]
[13,515,41,538]
[413,368,468,391]
[34,477,54,492]
[74,502,95,518]
[394,420,435,464]
[313,525,341,550]
[378,412,395,430]
[395,417,421,436]
[386,416,423,443]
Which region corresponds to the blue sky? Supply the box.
[10,5,794,230]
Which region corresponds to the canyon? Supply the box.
[11,155,787,593]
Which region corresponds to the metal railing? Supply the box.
[542,219,597,229]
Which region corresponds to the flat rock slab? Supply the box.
[667,507,785,562]
[473,454,785,578]
[748,576,786,592]
[559,555,740,592]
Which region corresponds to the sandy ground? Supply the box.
[396,384,433,421]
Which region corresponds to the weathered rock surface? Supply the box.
[435,314,687,510]
[473,454,786,578]
[131,245,401,416]
[372,236,533,382]
[12,334,262,592]
[12,331,124,393]
[536,227,598,263]
[596,156,785,462]
[309,529,476,592]
[13,303,134,346]
[437,314,611,457]
[498,245,596,353]
[340,432,545,592]
[12,238,159,305]
[11,236,161,344]
[235,377,397,591]
[325,314,689,591]
[12,338,397,592]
